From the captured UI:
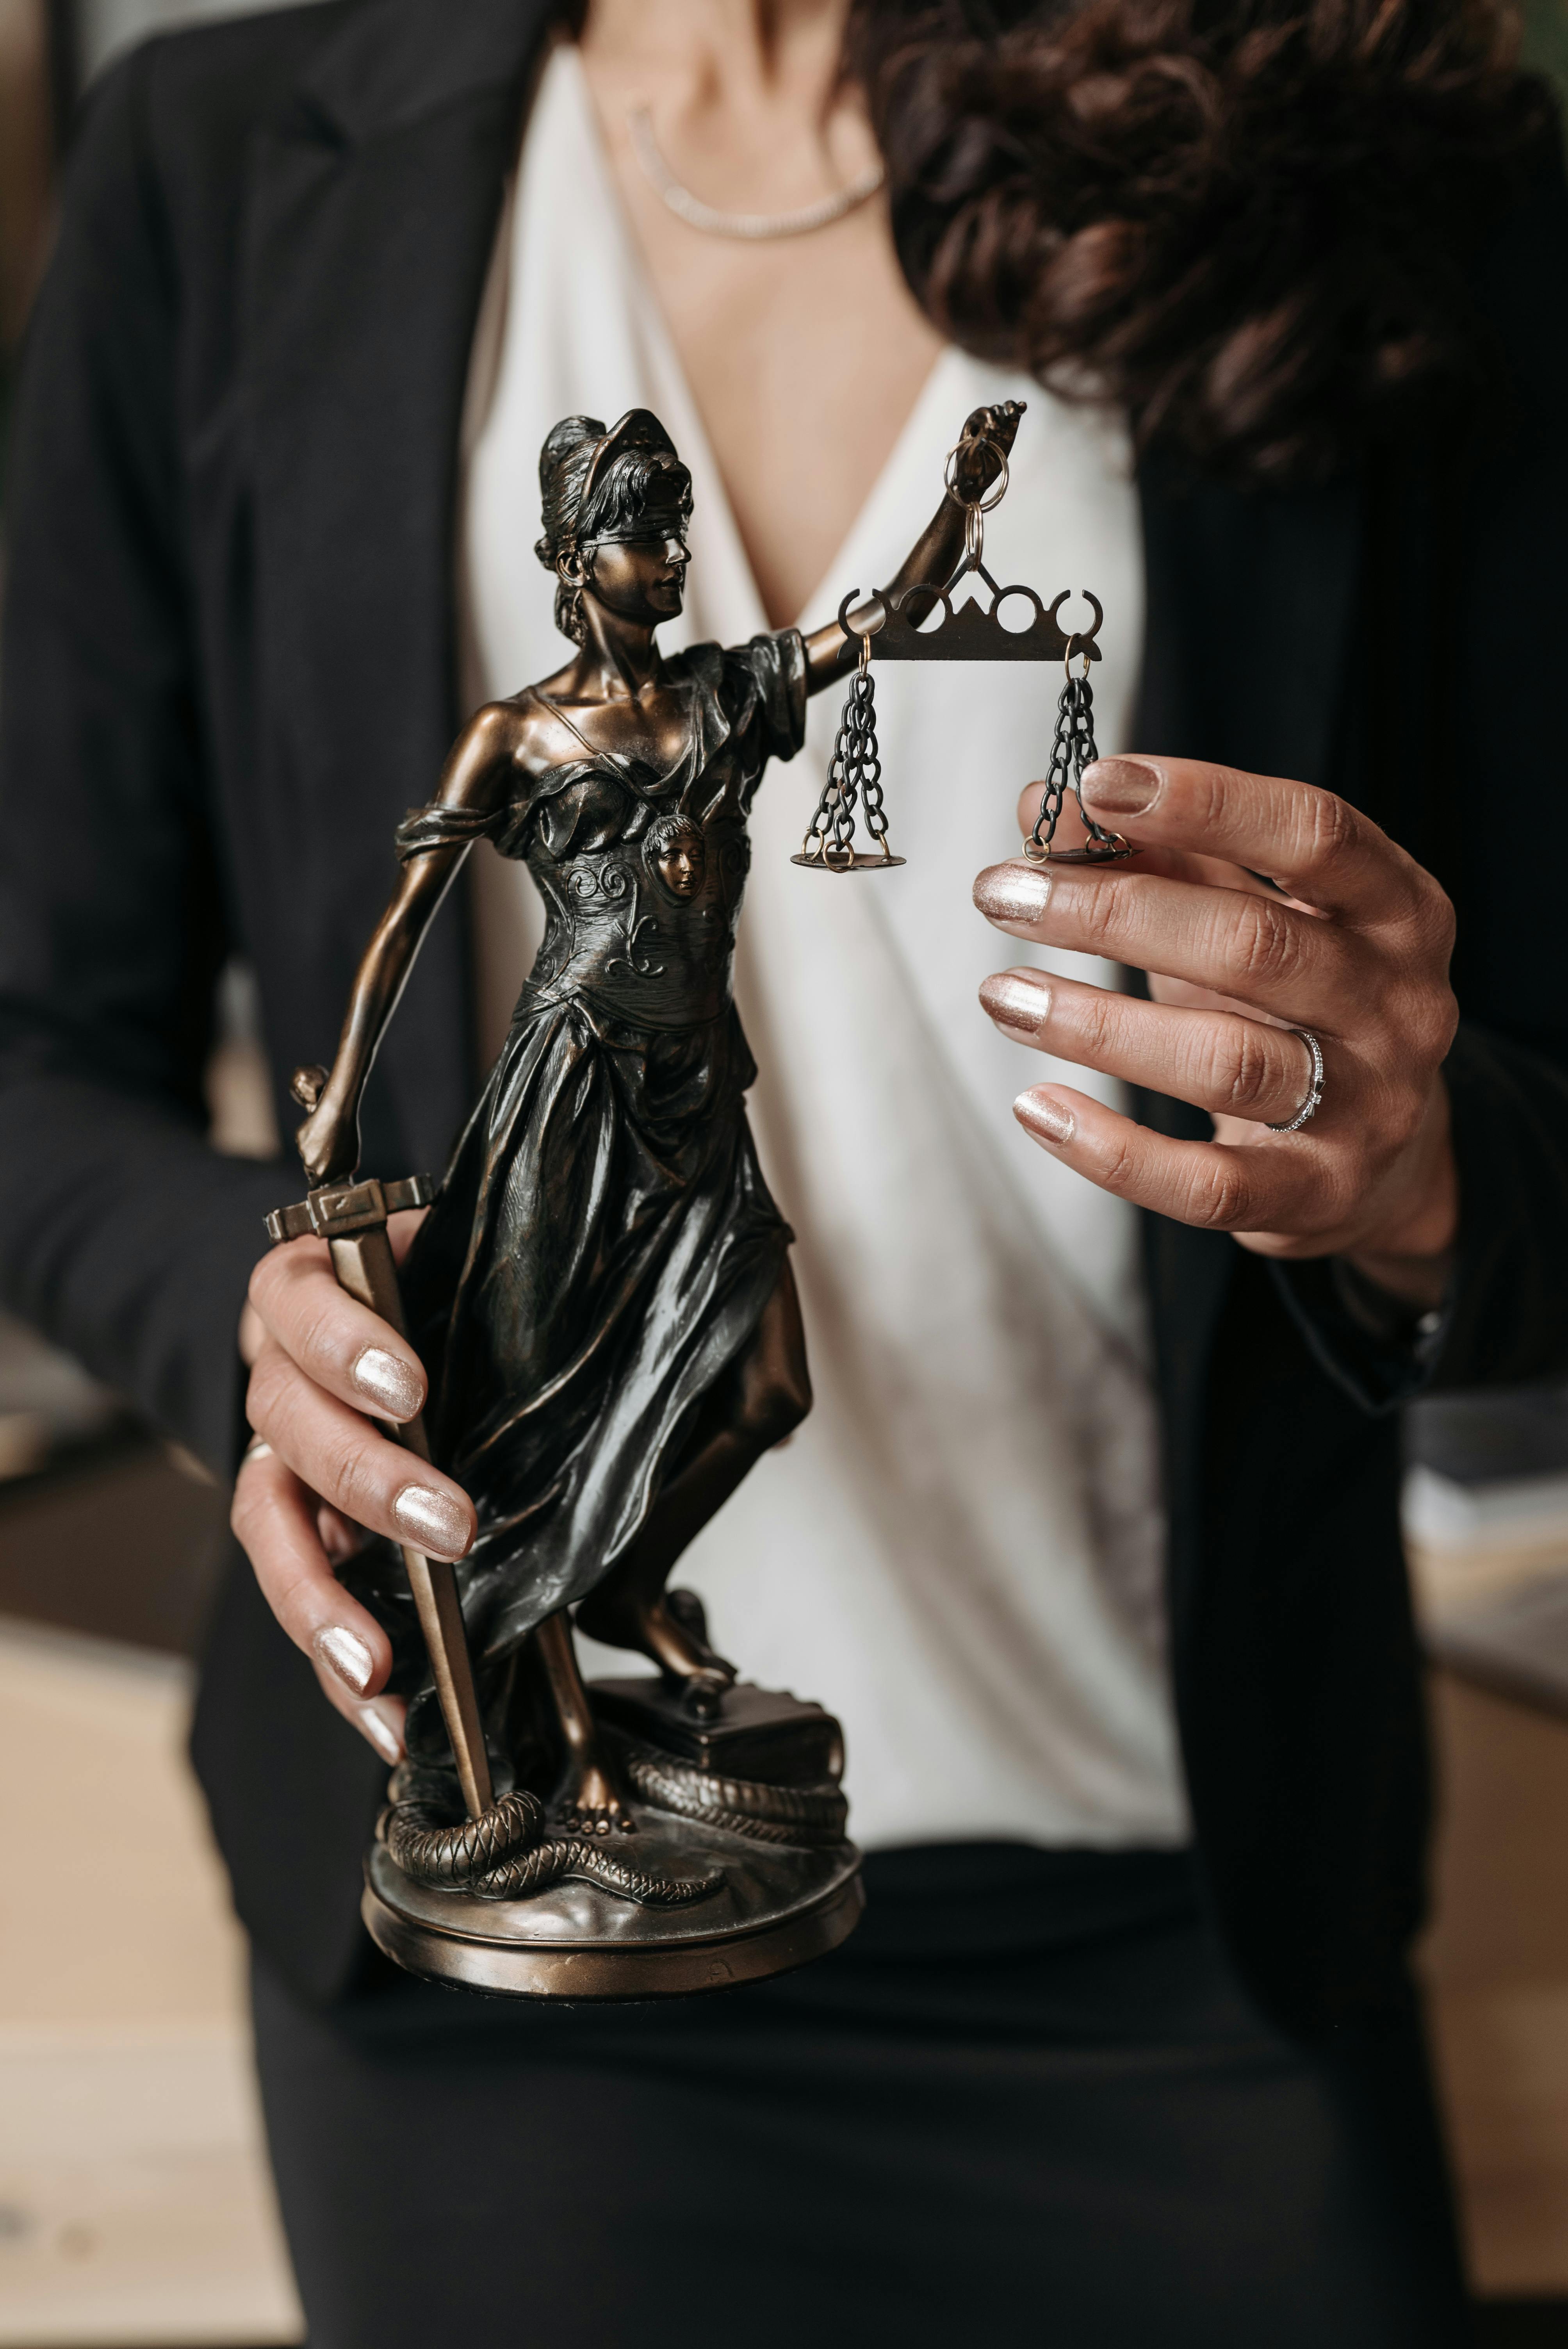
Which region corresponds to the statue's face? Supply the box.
[582,535,689,627]
[654,833,704,899]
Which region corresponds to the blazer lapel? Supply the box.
[1132,459,1363,1605]
[239,0,552,1174]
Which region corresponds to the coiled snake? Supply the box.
[383,1779,715,1906]
[384,1730,848,1904]
[611,1737,848,1848]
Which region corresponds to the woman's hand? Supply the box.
[974,755,1459,1305]
[231,1209,476,1760]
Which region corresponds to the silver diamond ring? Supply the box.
[1267,1026,1325,1134]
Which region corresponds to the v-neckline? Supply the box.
[555,45,949,634]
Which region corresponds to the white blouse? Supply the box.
[457,46,1188,1852]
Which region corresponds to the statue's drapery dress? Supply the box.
[374,632,805,1714]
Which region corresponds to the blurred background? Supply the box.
[2,1,1568,2342]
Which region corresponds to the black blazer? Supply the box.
[3,0,1567,2036]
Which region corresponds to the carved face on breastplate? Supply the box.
[645,812,706,902]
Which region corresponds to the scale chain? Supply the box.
[1028,666,1123,861]
[801,658,890,869]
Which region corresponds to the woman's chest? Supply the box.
[574,56,943,627]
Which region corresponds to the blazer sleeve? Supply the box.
[1272,1025,1568,1412]
[1269,136,1568,1415]
[0,50,281,1478]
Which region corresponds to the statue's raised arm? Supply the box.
[800,399,1024,693]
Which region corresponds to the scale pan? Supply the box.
[789,852,907,874]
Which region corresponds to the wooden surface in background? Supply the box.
[0,1450,1566,2321]
[0,1624,301,2345]
[1423,1671,1568,2294]
[0,1442,227,1657]
[0,0,52,351]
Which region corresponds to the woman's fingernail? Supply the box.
[973,863,1051,929]
[980,971,1051,1040]
[315,1624,374,1696]
[358,1701,403,1764]
[1015,1091,1077,1146]
[393,1483,472,1561]
[1082,757,1160,814]
[353,1346,423,1421]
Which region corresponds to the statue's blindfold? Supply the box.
[578,473,691,549]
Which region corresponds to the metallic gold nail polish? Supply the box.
[973,863,1051,929]
[393,1482,472,1561]
[315,1624,374,1695]
[1081,757,1160,814]
[353,1345,423,1421]
[980,971,1051,1041]
[1015,1091,1076,1145]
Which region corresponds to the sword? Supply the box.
[265,1067,494,1820]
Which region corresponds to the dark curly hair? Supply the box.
[844,0,1555,480]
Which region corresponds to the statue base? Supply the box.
[361,1679,863,2000]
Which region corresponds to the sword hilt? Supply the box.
[264,1171,437,1249]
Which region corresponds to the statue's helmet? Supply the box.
[535,410,692,567]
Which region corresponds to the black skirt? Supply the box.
[251,1845,1470,2349]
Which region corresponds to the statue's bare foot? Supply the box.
[681,1665,733,1721]
[665,1600,738,1717]
[552,1756,638,1837]
[577,1585,739,1705]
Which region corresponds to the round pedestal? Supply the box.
[362,1806,863,2000]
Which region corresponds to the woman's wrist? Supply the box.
[1337,1241,1453,1317]
[1339,1078,1458,1302]
[1338,1096,1455,1320]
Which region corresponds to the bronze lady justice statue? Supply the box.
[290,401,1019,1991]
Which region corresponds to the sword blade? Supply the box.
[328,1226,494,1821]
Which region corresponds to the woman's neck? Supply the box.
[578,0,943,629]
[582,0,851,127]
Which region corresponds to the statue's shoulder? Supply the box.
[667,641,728,690]
[472,694,534,741]
[494,683,593,780]
[666,635,806,771]
[670,636,789,704]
